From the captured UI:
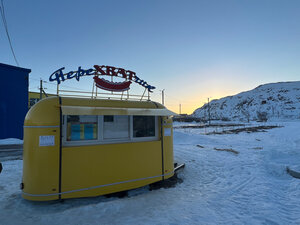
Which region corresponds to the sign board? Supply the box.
[49,65,156,92]
[164,128,171,136]
[39,135,55,147]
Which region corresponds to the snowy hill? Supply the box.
[193,81,300,121]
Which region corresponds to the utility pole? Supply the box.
[40,79,43,100]
[39,79,48,100]
[161,89,165,105]
[208,98,211,125]
[179,103,181,114]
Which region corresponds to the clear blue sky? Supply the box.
[1,0,300,113]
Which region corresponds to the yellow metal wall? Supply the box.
[61,141,162,199]
[22,97,174,201]
[162,116,174,179]
[22,97,61,201]
[22,128,60,201]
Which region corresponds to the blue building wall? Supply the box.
[0,63,31,139]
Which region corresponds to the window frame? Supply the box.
[102,115,131,141]
[131,115,158,141]
[62,115,101,146]
[62,115,158,146]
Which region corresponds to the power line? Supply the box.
[0,0,19,66]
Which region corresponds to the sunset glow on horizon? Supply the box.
[1,0,299,114]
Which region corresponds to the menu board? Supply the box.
[70,124,81,140]
[84,124,95,140]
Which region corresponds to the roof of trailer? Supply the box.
[60,97,165,109]
[25,97,177,126]
[59,97,177,116]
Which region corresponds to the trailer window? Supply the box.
[133,116,155,137]
[103,116,129,139]
[67,115,98,141]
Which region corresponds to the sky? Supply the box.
[1,0,300,114]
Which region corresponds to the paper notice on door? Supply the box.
[164,128,171,136]
[39,135,55,146]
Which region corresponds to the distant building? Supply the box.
[173,114,203,122]
[0,63,31,139]
[28,91,56,108]
[179,114,188,117]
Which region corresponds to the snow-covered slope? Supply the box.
[193,81,300,121]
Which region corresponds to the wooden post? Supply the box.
[40,79,43,100]
[92,81,95,98]
[56,83,59,96]
[208,98,211,126]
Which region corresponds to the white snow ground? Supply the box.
[0,122,300,225]
[0,138,23,145]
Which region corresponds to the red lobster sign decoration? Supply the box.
[93,65,132,92]
[93,76,131,92]
[49,65,156,92]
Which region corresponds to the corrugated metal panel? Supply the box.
[0,63,31,139]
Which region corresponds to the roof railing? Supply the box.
[57,88,151,101]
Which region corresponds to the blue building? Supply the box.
[0,63,31,139]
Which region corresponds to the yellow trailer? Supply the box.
[22,96,176,201]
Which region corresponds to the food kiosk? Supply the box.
[22,65,177,201]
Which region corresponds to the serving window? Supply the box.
[103,115,130,139]
[66,115,98,141]
[63,115,158,145]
